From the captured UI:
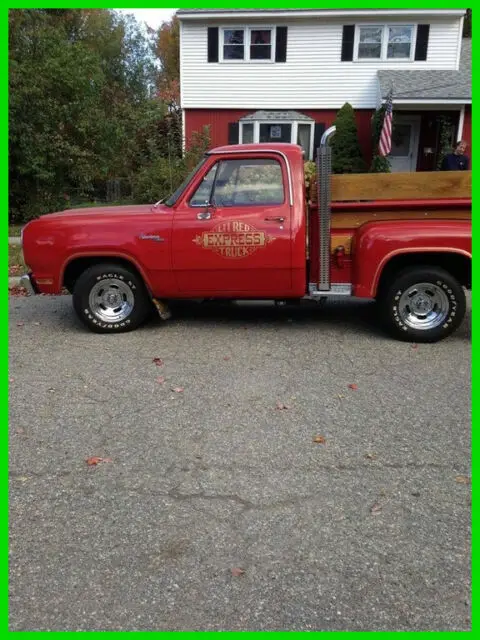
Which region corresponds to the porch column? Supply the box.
[457,106,465,142]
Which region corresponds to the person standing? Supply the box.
[441,140,470,171]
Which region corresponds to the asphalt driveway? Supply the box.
[9,294,471,631]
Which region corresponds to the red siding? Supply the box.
[184,108,374,164]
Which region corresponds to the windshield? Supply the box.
[164,157,208,207]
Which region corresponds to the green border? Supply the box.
[7,0,473,636]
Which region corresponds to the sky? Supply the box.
[118,8,178,30]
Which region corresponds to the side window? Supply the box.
[212,158,284,207]
[189,165,217,206]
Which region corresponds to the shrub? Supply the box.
[369,105,391,173]
[330,103,366,174]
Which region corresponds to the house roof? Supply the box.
[177,8,466,19]
[240,110,314,122]
[378,39,471,102]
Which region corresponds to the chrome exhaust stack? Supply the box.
[316,126,336,291]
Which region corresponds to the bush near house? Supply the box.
[330,102,366,174]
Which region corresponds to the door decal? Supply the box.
[193,220,276,259]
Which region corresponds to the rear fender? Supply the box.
[352,220,472,298]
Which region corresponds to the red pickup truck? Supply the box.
[20,129,471,342]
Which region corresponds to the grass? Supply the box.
[8,244,26,276]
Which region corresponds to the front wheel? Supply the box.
[72,263,151,333]
[379,266,466,343]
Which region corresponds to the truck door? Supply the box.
[172,154,293,295]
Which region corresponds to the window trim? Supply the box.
[353,24,417,62]
[219,25,276,63]
[239,120,315,160]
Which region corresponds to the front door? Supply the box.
[389,116,420,172]
[172,155,293,296]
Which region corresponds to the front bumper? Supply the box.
[19,273,39,295]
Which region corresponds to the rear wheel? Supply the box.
[379,266,466,343]
[72,263,151,333]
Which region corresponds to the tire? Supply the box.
[72,263,151,333]
[379,266,466,343]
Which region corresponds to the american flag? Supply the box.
[379,89,393,157]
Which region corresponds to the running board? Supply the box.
[307,283,352,298]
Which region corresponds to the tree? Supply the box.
[330,102,366,173]
[369,104,391,173]
[155,16,180,109]
[9,9,158,221]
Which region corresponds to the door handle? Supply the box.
[197,210,212,220]
[264,216,285,223]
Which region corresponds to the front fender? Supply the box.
[352,220,472,298]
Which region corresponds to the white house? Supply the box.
[177,8,471,171]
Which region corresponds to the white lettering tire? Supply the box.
[72,263,151,333]
[379,266,466,343]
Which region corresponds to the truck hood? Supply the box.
[39,203,170,220]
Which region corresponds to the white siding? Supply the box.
[180,17,462,109]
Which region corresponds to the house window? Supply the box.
[242,123,254,143]
[223,29,245,60]
[238,118,315,160]
[221,27,275,62]
[356,25,414,61]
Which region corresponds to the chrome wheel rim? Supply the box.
[88,278,134,323]
[398,282,450,330]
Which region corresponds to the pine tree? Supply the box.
[330,102,366,174]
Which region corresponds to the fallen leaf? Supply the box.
[370,502,382,515]
[33,322,41,326]
[16,322,24,327]
[231,567,245,577]
[8,286,28,297]
[275,402,291,410]
[455,475,471,485]
[337,394,344,399]
[171,387,184,393]
[156,376,166,384]
[86,456,112,466]
[15,428,25,435]
[152,357,164,366]
[348,384,358,391]
[9,378,14,383]
[223,356,231,361]
[411,344,418,349]
[313,435,326,444]
[365,453,377,460]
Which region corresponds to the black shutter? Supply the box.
[208,27,219,62]
[341,25,355,61]
[313,123,326,160]
[275,26,288,62]
[228,122,239,145]
[415,24,430,61]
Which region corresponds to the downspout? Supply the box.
[316,126,336,291]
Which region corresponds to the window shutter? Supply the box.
[275,27,288,62]
[341,25,355,61]
[415,24,430,61]
[208,27,219,62]
[228,122,239,145]
[313,123,326,160]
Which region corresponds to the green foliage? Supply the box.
[369,105,391,173]
[131,126,212,204]
[9,9,161,222]
[330,102,366,174]
[436,115,456,170]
